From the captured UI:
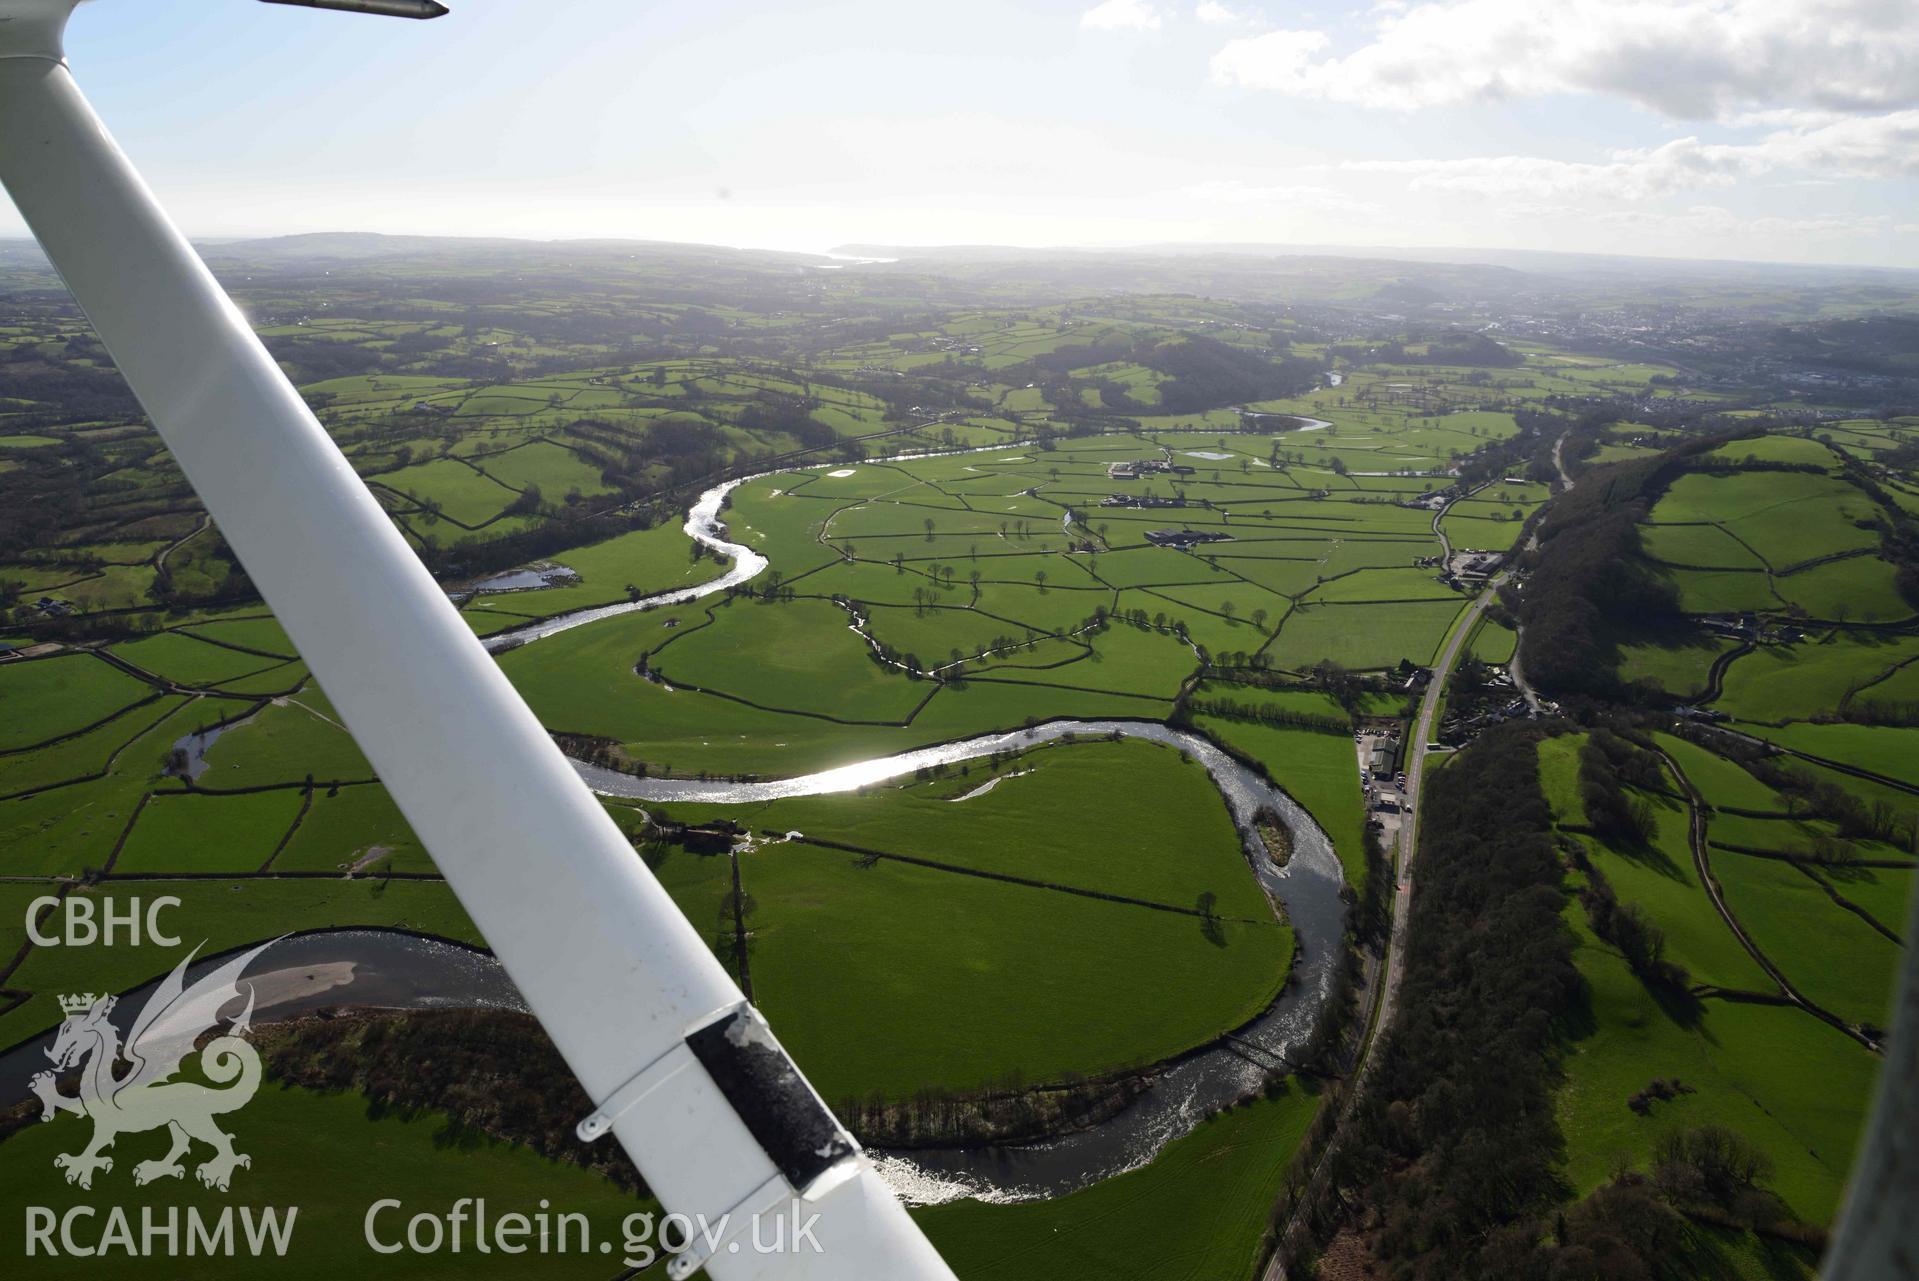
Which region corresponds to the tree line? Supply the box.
[1510,452,1690,700]
[1299,724,1811,1278]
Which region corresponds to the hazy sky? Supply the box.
[17,0,1917,267]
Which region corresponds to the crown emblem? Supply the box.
[58,993,110,1016]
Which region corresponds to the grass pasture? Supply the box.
[0,653,153,749]
[921,1086,1323,1281]
[1556,916,1875,1225]
[739,840,1288,1101]
[1715,633,1919,722]
[1543,728,1906,1235]
[114,788,307,874]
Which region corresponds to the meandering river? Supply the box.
[481,477,767,652]
[6,447,1350,1206]
[577,720,1345,1204]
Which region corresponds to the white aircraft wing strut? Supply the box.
[0,4,955,1277]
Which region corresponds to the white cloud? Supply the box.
[1181,180,1386,216]
[1209,0,1919,121]
[1343,110,1919,200]
[1721,107,1849,130]
[1194,1,1251,25]
[1346,141,1754,201]
[1589,205,1896,242]
[1754,110,1919,177]
[1210,29,1333,88]
[1432,199,1899,251]
[1081,0,1167,32]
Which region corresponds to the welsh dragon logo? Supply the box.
[29,940,276,1192]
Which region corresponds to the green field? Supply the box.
[693,740,1271,917]
[739,841,1288,1100]
[1636,455,1909,631]
[1649,471,1880,567]
[1541,730,1905,1233]
[1616,631,1740,699]
[0,653,153,749]
[110,631,289,687]
[1751,722,1919,787]
[648,738,1295,1100]
[920,1086,1322,1281]
[1556,913,1875,1224]
[114,788,307,873]
[1715,633,1919,722]
[275,784,431,874]
[381,456,522,526]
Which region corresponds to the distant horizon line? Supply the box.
[1,229,1914,277]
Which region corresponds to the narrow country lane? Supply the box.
[1261,566,1512,1279]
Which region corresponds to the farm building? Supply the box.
[1107,458,1180,480]
[1145,529,1233,549]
